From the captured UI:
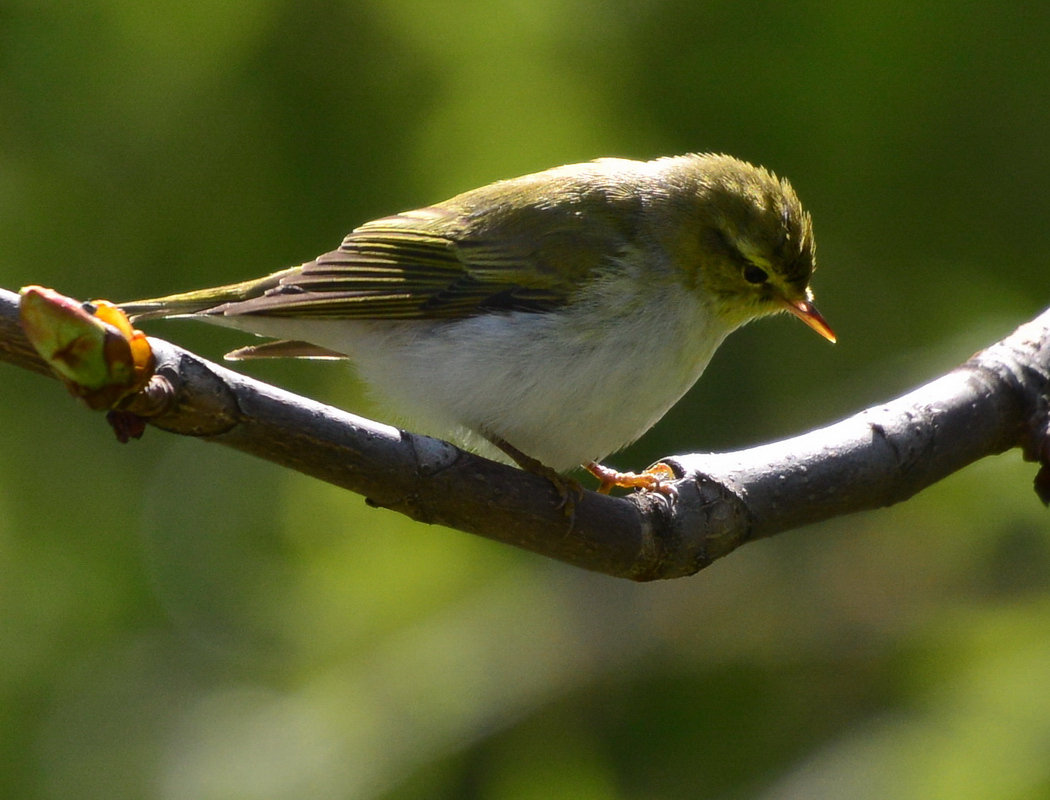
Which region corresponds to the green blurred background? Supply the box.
[2,1,1050,797]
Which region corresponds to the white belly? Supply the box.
[216,285,732,471]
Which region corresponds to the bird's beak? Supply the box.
[780,297,836,343]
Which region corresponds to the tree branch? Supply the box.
[1,285,1047,580]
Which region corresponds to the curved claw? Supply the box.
[486,435,584,527]
[548,472,585,516]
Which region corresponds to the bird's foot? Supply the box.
[584,461,678,498]
[531,461,585,519]
[488,436,584,519]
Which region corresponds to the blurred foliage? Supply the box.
[1,0,1049,797]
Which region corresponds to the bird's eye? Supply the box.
[743,265,769,284]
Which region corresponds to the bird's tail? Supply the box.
[118,267,297,321]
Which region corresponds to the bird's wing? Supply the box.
[121,172,642,324]
[214,194,635,321]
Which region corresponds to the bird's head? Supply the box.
[664,154,835,342]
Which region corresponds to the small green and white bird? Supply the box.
[122,154,834,493]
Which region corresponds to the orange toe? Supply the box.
[584,461,677,496]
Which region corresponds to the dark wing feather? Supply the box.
[121,162,651,325]
[212,167,642,321]
[219,205,591,320]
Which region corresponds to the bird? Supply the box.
[120,153,834,497]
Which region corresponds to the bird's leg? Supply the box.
[584,461,678,497]
[487,436,584,517]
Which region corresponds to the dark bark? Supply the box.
[1,287,1046,580]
